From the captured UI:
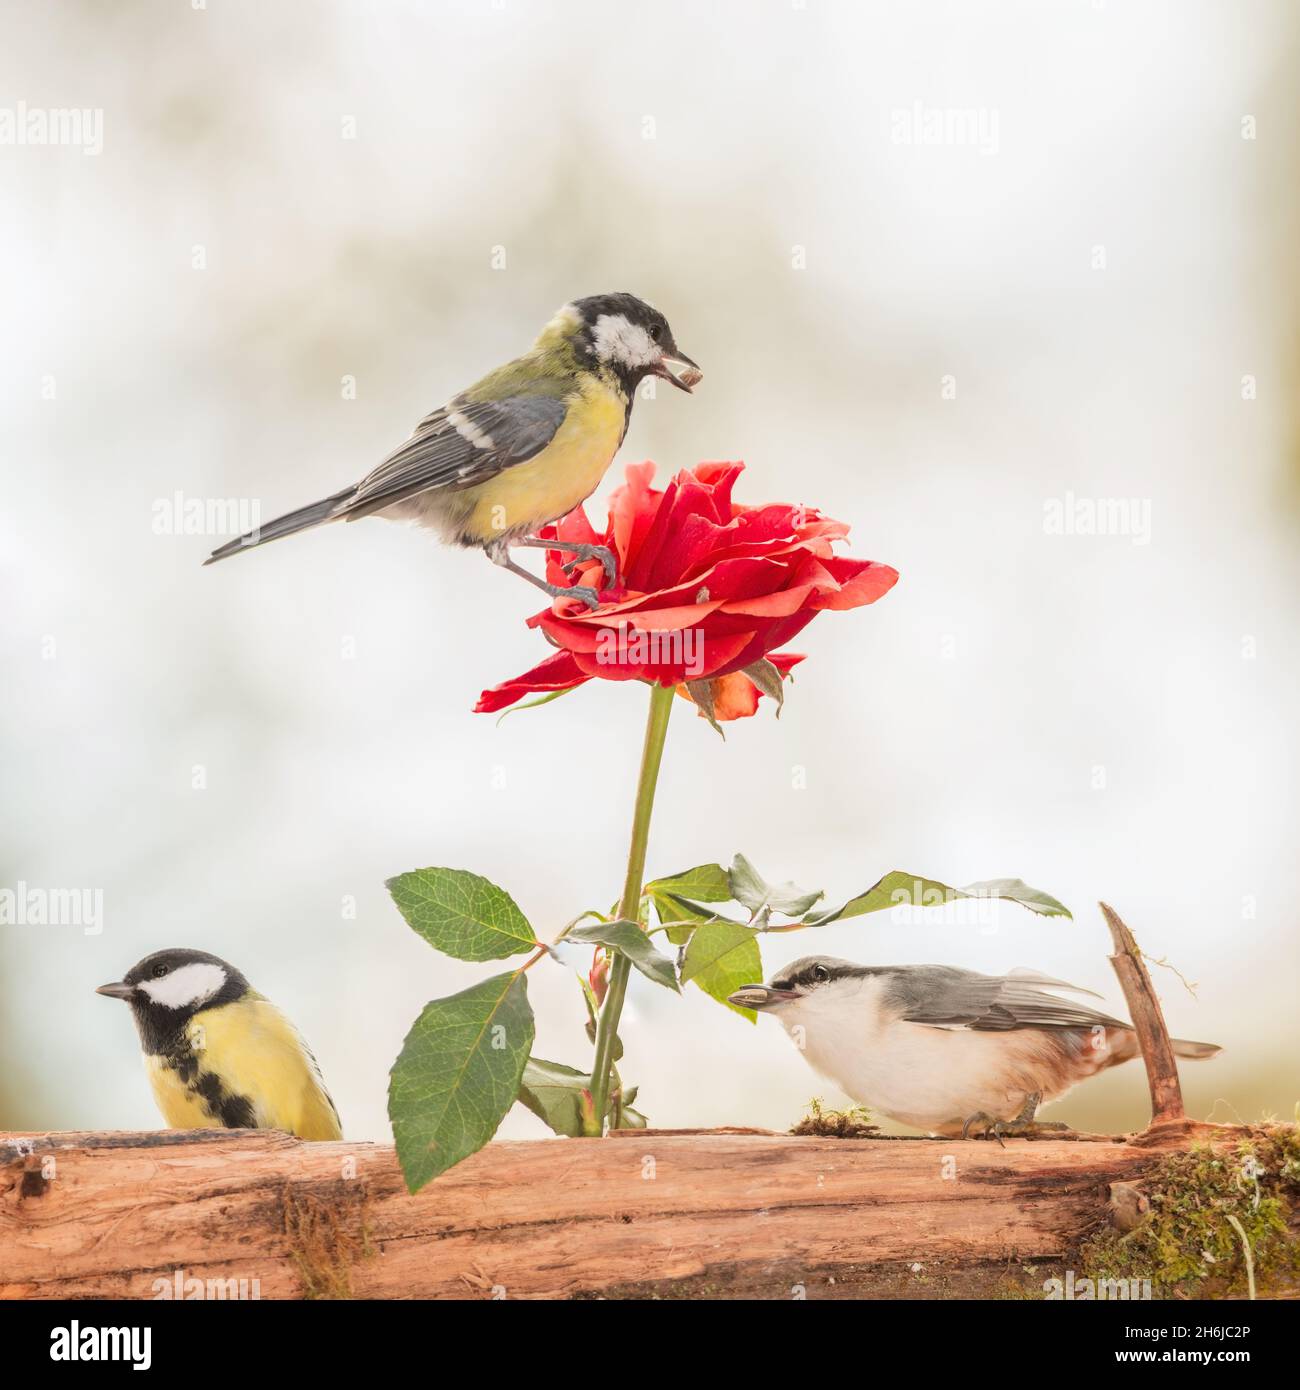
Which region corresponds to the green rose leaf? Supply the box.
[518,1057,592,1138]
[728,853,824,919]
[961,878,1071,918]
[646,863,733,903]
[389,971,534,1192]
[802,871,1071,927]
[648,892,704,946]
[800,871,952,926]
[680,919,762,1022]
[650,887,739,945]
[386,867,536,961]
[615,1104,649,1130]
[567,919,679,993]
[646,864,733,943]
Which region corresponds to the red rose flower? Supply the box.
[475,462,898,721]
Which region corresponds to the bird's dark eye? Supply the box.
[648,323,662,342]
[811,964,830,984]
[151,962,169,978]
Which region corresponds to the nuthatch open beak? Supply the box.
[727,984,798,1010]
[95,981,134,1000]
[655,347,702,393]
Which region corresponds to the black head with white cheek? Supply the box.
[727,955,869,1012]
[570,292,701,394]
[97,948,249,1049]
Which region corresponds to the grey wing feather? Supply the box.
[343,395,568,520]
[1005,967,1104,999]
[884,964,1128,1033]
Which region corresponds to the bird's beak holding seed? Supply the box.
[655,346,702,393]
[95,981,134,1001]
[727,984,798,1011]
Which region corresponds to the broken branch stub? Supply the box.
[1099,901,1184,1126]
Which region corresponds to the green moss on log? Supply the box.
[1081,1126,1300,1298]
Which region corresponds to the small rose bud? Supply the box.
[579,1088,599,1136]
[589,948,609,1006]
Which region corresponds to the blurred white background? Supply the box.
[3,0,1297,1140]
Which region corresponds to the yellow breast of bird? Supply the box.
[462,376,628,540]
[144,1056,215,1128]
[144,998,342,1141]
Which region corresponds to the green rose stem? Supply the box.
[587,679,676,1133]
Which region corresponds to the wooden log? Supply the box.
[0,1126,1199,1300]
[1100,901,1185,1125]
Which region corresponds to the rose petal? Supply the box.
[767,652,806,676]
[707,611,820,679]
[476,460,898,710]
[706,671,761,720]
[691,461,744,518]
[474,649,589,714]
[607,462,660,572]
[811,558,900,610]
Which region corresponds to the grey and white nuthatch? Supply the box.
[729,955,1220,1138]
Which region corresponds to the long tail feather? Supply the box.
[1099,1030,1222,1067]
[203,487,355,565]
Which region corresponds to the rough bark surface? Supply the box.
[0,1127,1201,1300]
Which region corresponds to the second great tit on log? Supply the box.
[204,292,701,608]
[97,948,342,1141]
[729,956,1221,1141]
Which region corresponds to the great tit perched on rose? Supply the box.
[97,949,342,1141]
[205,293,701,609]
